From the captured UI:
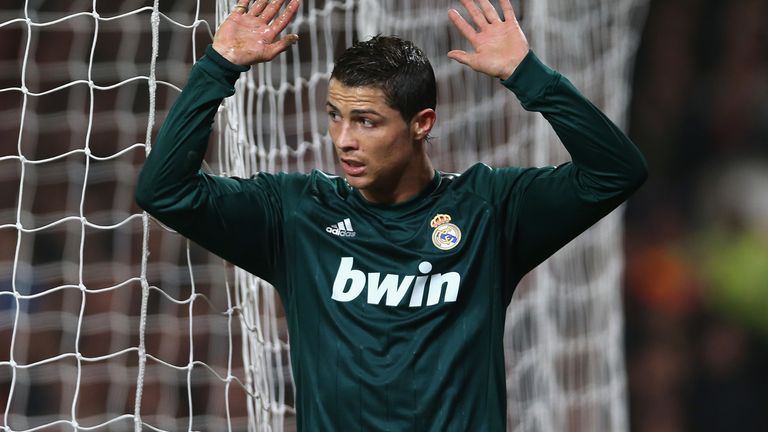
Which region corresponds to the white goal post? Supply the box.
[0,0,646,430]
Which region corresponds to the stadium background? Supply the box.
[0,0,767,430]
[625,0,768,430]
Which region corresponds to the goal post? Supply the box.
[0,0,647,430]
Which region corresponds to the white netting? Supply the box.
[0,0,646,430]
[1,1,255,430]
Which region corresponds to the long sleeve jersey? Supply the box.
[135,45,647,431]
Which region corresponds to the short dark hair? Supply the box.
[331,35,436,123]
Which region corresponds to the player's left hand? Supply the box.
[447,0,529,80]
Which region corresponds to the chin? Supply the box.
[344,175,369,190]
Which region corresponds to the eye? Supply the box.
[327,111,340,121]
[358,118,374,128]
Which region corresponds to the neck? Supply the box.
[359,154,435,205]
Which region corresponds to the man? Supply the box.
[135,0,647,429]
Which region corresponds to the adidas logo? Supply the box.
[326,218,356,237]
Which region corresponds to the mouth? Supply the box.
[340,157,366,176]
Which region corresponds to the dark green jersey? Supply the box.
[136,46,647,431]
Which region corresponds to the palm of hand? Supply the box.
[215,15,275,64]
[448,0,530,80]
[212,0,300,66]
[467,23,528,80]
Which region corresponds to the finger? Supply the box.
[263,34,299,61]
[260,0,287,22]
[500,0,517,21]
[477,0,502,23]
[459,0,489,28]
[448,9,478,42]
[270,0,300,34]
[447,50,472,67]
[233,0,249,14]
[249,0,269,16]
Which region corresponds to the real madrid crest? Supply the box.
[430,214,461,251]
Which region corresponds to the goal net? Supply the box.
[0,0,646,431]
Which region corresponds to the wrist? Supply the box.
[497,48,531,80]
[496,65,516,81]
[501,50,558,107]
[212,42,243,66]
[202,45,250,78]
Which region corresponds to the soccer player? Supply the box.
[135,0,647,429]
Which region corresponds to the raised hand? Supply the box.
[212,0,300,66]
[447,0,529,80]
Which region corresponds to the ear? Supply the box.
[410,108,437,141]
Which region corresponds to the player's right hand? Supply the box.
[212,0,300,66]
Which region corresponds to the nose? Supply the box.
[333,121,358,153]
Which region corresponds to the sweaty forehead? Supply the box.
[326,79,392,112]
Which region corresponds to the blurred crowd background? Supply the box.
[625,0,768,430]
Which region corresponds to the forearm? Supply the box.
[500,51,647,277]
[503,51,648,201]
[135,45,249,217]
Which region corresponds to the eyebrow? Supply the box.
[325,102,384,118]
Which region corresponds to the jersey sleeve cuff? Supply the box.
[195,44,250,87]
[501,50,560,107]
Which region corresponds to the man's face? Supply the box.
[326,79,417,200]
